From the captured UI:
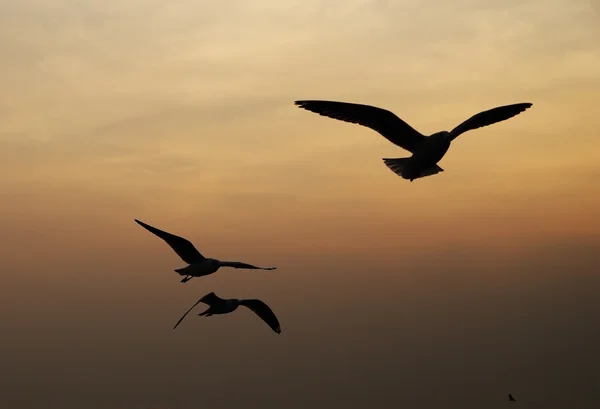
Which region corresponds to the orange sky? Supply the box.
[1,0,599,408]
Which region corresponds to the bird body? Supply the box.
[174,258,221,278]
[295,100,533,181]
[394,131,452,180]
[173,292,282,334]
[134,219,276,283]
[412,131,452,165]
[199,297,241,316]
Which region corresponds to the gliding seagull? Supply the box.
[295,100,533,181]
[134,219,276,283]
[173,292,282,334]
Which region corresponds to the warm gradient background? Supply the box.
[1,0,599,408]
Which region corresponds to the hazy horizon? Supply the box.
[1,0,599,408]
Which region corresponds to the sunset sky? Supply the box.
[1,0,599,408]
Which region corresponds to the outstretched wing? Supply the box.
[219,261,276,270]
[295,100,426,153]
[172,292,225,329]
[239,299,281,334]
[134,219,204,264]
[449,103,533,141]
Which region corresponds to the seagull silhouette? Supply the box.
[173,292,282,334]
[134,219,276,283]
[295,100,533,181]
[509,394,516,402]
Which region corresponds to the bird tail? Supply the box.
[382,158,444,180]
[174,267,188,276]
[419,164,444,178]
[382,157,411,178]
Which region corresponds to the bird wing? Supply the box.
[449,103,533,141]
[295,100,426,153]
[199,292,226,305]
[219,261,276,270]
[239,299,282,334]
[172,292,226,329]
[134,219,204,264]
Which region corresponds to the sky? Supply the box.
[0,0,599,408]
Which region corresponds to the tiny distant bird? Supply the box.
[295,100,533,181]
[173,292,282,334]
[509,394,516,402]
[134,219,276,283]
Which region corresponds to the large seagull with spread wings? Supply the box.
[134,219,276,283]
[295,100,533,181]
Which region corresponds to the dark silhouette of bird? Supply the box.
[509,393,516,402]
[134,219,276,283]
[173,292,282,334]
[295,100,533,181]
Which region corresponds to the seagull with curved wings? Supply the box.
[173,292,282,334]
[134,219,276,283]
[295,100,533,181]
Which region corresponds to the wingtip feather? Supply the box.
[295,100,311,108]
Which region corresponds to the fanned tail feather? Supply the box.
[383,158,410,177]
[382,158,444,180]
